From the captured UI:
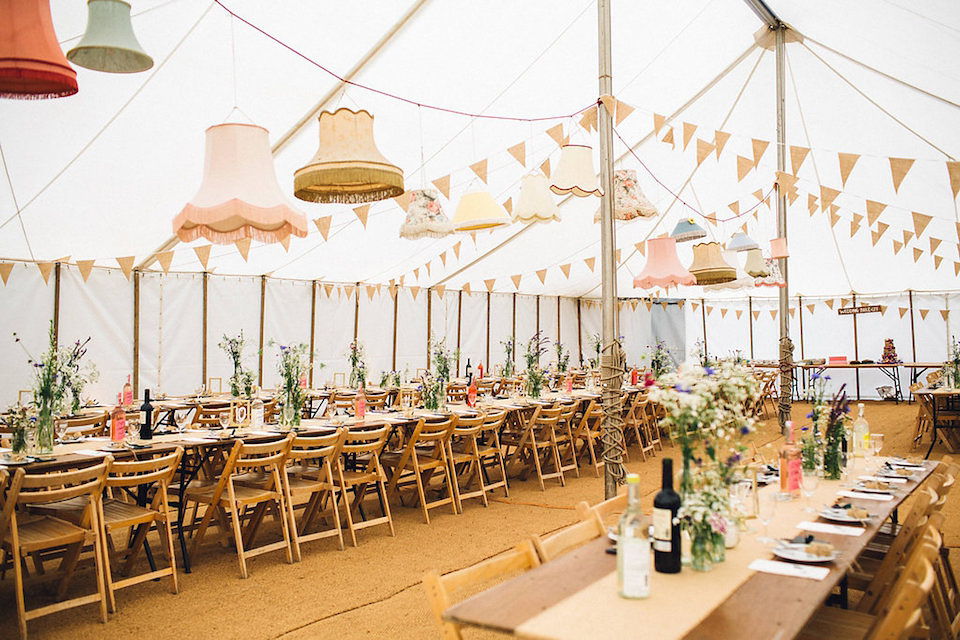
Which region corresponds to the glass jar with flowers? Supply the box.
[272,341,311,429]
[219,331,254,400]
[347,340,367,391]
[524,332,549,398]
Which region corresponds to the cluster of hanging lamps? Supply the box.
[451,190,510,232]
[294,108,404,204]
[513,172,560,224]
[0,0,77,99]
[66,0,153,73]
[670,217,707,242]
[755,257,785,287]
[550,145,601,197]
[173,123,308,245]
[399,188,453,239]
[688,241,737,285]
[633,237,695,289]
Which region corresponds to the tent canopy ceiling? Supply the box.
[1,0,959,298]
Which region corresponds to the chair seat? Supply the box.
[336,469,381,485]
[102,499,162,529]
[380,451,446,470]
[7,514,90,553]
[27,496,89,522]
[186,482,280,506]
[796,605,874,640]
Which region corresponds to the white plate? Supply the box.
[819,507,869,524]
[0,454,32,465]
[773,544,839,563]
[854,482,894,494]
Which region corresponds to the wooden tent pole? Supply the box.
[798,295,805,360]
[535,295,541,365]
[258,276,266,386]
[353,282,359,342]
[557,297,561,355]
[701,298,708,357]
[852,292,860,399]
[486,292,491,367]
[456,290,462,376]
[577,298,583,366]
[309,281,317,388]
[133,268,140,397]
[748,296,754,359]
[202,271,208,387]
[52,261,61,349]
[392,286,399,372]
[426,288,432,370]
[909,290,917,362]
[512,293,516,354]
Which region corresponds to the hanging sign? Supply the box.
[838,305,881,316]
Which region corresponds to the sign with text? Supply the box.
[838,305,881,316]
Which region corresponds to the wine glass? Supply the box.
[55,419,69,445]
[756,491,777,546]
[174,410,189,433]
[218,411,230,430]
[870,433,884,462]
[801,466,821,513]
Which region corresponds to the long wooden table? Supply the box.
[914,387,960,458]
[799,362,944,403]
[444,458,937,639]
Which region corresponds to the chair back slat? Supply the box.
[17,458,112,505]
[105,447,183,488]
[342,425,390,454]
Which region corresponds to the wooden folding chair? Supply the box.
[185,436,295,578]
[498,377,522,395]
[423,539,541,640]
[910,385,933,449]
[445,384,467,404]
[381,417,459,524]
[476,379,496,397]
[554,400,581,478]
[363,388,388,410]
[531,511,605,562]
[333,426,395,546]
[575,490,628,527]
[627,394,656,462]
[283,429,347,559]
[503,405,566,491]
[326,389,357,416]
[571,400,604,477]
[62,410,110,438]
[1,461,113,640]
[191,403,229,428]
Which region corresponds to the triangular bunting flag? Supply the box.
[865,200,886,226]
[156,252,174,273]
[440,252,447,267]
[536,269,547,284]
[484,278,496,293]
[279,235,290,252]
[117,256,135,279]
[507,142,526,166]
[769,309,778,320]
[825,299,835,310]
[76,259,95,282]
[692,302,700,312]
[425,261,431,276]
[413,267,420,281]
[394,191,412,211]
[344,285,355,299]
[807,194,819,215]
[432,175,451,199]
[829,211,840,228]
[410,286,420,300]
[729,201,740,216]
[615,100,635,126]
[893,240,903,255]
[956,262,960,276]
[584,257,596,272]
[736,155,752,182]
[838,152,860,186]
[435,284,446,298]
[790,146,810,175]
[366,285,376,301]
[714,130,730,158]
[912,212,933,237]
[934,255,944,269]
[735,309,743,319]
[511,274,522,290]
[682,123,697,150]
[453,241,462,259]
[806,304,815,314]
[696,139,715,167]
[579,107,598,132]
[872,222,889,246]
[462,283,471,295]
[941,310,950,321]
[752,139,769,167]
[323,283,334,297]
[661,127,675,147]
[841,298,850,307]
[903,229,914,244]
[789,308,796,317]
[194,245,211,270]
[880,305,887,315]
[889,157,914,192]
[503,197,512,214]
[37,262,54,284]
[913,247,923,262]
[819,185,840,211]
[0,262,13,285]
[947,161,960,199]
[899,307,909,318]
[752,310,761,320]
[539,158,551,178]
[314,216,332,240]
[545,124,565,147]
[720,308,728,318]
[705,212,717,226]
[234,238,252,262]
[930,237,942,253]
[919,308,929,320]
[389,284,398,299]
[560,263,571,278]
[470,159,488,183]
[635,241,646,256]
[353,205,370,228]
[615,248,622,263]
[849,220,861,238]
[705,306,714,315]
[653,113,667,134]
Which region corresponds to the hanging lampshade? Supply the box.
[770,237,789,259]
[633,237,696,289]
[550,145,601,197]
[452,190,510,232]
[66,0,153,73]
[755,257,785,287]
[294,108,404,204]
[513,173,559,224]
[0,0,78,99]
[688,241,737,285]
[593,169,657,221]
[173,123,309,245]
[670,217,707,242]
[727,232,759,252]
[704,251,752,291]
[399,189,453,240]
[743,248,770,277]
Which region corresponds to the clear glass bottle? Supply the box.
[852,403,869,457]
[618,473,650,598]
[252,395,264,428]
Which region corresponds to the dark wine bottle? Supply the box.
[465,358,472,385]
[653,457,681,573]
[139,388,154,440]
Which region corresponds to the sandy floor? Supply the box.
[0,399,954,639]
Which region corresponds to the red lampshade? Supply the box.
[633,237,696,289]
[0,0,78,99]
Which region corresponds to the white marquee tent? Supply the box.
[1,0,959,405]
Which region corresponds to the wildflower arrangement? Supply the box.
[676,469,730,570]
[948,336,960,388]
[347,340,367,389]
[421,338,457,410]
[823,383,851,479]
[219,331,254,398]
[644,338,673,379]
[555,340,570,373]
[588,332,601,368]
[524,332,549,398]
[692,338,712,368]
[802,372,831,470]
[273,341,311,426]
[500,337,515,377]
[5,404,34,456]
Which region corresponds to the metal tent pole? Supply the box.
[598,0,625,499]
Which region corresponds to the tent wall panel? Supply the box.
[539,296,559,368]
[262,279,312,389]
[138,272,203,398]
[396,288,427,376]
[429,290,459,365]
[59,267,134,405]
[358,291,395,382]
[650,302,684,369]
[459,292,486,374]
[0,263,55,406]
[580,301,601,366]
[559,297,579,367]
[515,294,538,362]
[488,293,513,375]
[205,275,261,392]
[913,292,948,362]
[619,302,653,370]
[314,287,356,385]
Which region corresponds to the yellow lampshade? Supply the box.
[294,108,404,204]
[550,145,601,197]
[688,241,737,285]
[451,191,510,232]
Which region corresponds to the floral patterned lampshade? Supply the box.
[633,237,696,289]
[66,0,153,73]
[0,0,78,99]
[550,145,601,197]
[513,173,559,224]
[743,248,770,277]
[754,257,785,287]
[399,189,453,239]
[688,241,737,285]
[594,169,657,222]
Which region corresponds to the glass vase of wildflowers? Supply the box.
[273,341,310,428]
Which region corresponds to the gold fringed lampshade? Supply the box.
[294,107,404,204]
[399,189,453,239]
[550,145,601,197]
[66,0,153,73]
[594,169,657,221]
[173,123,309,245]
[0,0,78,99]
[704,251,752,291]
[688,241,737,285]
[633,237,695,289]
[452,190,510,232]
[513,173,559,224]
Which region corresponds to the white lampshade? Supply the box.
[743,248,770,277]
[399,189,453,239]
[67,0,153,73]
[513,173,559,224]
[452,191,510,232]
[727,232,759,252]
[593,169,658,222]
[550,145,601,197]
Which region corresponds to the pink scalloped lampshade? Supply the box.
[633,237,695,289]
[173,123,309,245]
[0,0,78,99]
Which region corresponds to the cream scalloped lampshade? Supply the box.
[743,248,770,277]
[173,123,309,245]
[550,145,601,197]
[703,251,753,291]
[452,190,510,232]
[66,0,153,73]
[294,108,404,204]
[688,241,737,285]
[399,189,453,239]
[513,173,559,224]
[633,237,696,289]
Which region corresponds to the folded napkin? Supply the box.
[859,474,907,484]
[888,458,924,468]
[749,559,830,580]
[246,430,279,437]
[798,520,865,536]
[181,437,218,443]
[837,490,894,502]
[74,449,112,458]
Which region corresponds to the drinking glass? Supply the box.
[55,419,68,445]
[801,467,821,513]
[870,433,884,460]
[218,411,230,430]
[757,491,777,545]
[174,410,189,433]
[282,402,294,425]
